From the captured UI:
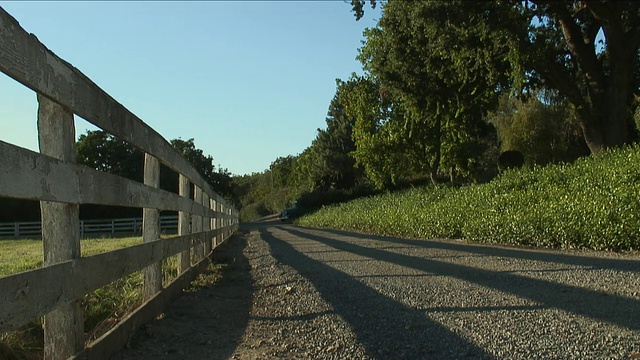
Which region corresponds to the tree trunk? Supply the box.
[580,55,633,152]
[533,1,639,153]
[430,117,442,185]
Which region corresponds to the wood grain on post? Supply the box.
[211,197,217,248]
[203,192,211,254]
[216,198,222,246]
[177,174,190,274]
[37,94,84,360]
[143,154,162,300]
[219,204,225,243]
[193,186,204,261]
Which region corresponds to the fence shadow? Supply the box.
[258,227,493,359]
[111,235,254,360]
[280,226,640,332]
[312,227,640,273]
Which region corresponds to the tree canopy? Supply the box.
[77,131,234,200]
[352,1,640,153]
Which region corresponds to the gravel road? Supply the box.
[113,218,640,359]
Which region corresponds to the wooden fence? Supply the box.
[0,7,239,360]
[0,215,180,238]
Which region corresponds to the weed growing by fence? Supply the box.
[298,145,640,251]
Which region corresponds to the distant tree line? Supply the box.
[235,0,640,221]
[0,131,234,222]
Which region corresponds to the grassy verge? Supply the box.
[298,145,640,252]
[0,235,192,359]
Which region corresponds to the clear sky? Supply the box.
[0,1,381,176]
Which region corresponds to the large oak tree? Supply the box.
[352,0,640,153]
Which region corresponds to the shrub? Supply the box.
[298,145,640,251]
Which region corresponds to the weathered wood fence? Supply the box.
[0,7,239,360]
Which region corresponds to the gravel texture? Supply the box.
[113,218,640,359]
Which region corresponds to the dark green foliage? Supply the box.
[233,170,301,222]
[77,130,143,182]
[352,1,640,152]
[310,89,364,190]
[296,185,378,211]
[239,201,271,223]
[353,1,510,185]
[299,145,640,251]
[489,93,589,166]
[76,131,234,219]
[498,150,525,171]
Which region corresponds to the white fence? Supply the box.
[0,216,179,238]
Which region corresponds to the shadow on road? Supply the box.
[316,227,640,273]
[259,227,493,359]
[279,226,640,332]
[112,234,254,360]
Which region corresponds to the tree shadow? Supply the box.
[258,227,493,359]
[280,226,640,332]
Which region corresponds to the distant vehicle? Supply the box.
[279,203,305,222]
[279,209,292,221]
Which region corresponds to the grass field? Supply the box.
[0,235,183,360]
[0,236,142,277]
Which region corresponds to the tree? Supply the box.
[353,0,640,153]
[270,155,297,188]
[309,81,365,189]
[355,1,508,183]
[77,131,233,199]
[488,91,589,166]
[338,75,428,188]
[76,130,143,182]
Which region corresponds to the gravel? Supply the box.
[113,219,640,359]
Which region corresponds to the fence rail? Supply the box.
[0,216,180,238]
[0,7,239,360]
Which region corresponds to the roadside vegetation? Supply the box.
[298,145,640,252]
[0,236,222,360]
[235,2,640,226]
[0,236,142,359]
[3,1,640,357]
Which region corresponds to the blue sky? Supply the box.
[0,1,381,176]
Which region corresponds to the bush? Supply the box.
[298,145,640,251]
[239,201,271,222]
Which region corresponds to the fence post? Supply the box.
[143,154,162,300]
[227,207,232,238]
[223,204,229,242]
[203,192,211,255]
[178,175,190,273]
[193,185,203,262]
[210,197,216,248]
[217,197,222,245]
[37,94,84,359]
[212,196,219,247]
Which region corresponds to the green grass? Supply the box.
[0,235,191,359]
[298,144,640,252]
[0,239,44,276]
[0,236,143,277]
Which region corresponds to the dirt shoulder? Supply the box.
[111,229,255,360]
